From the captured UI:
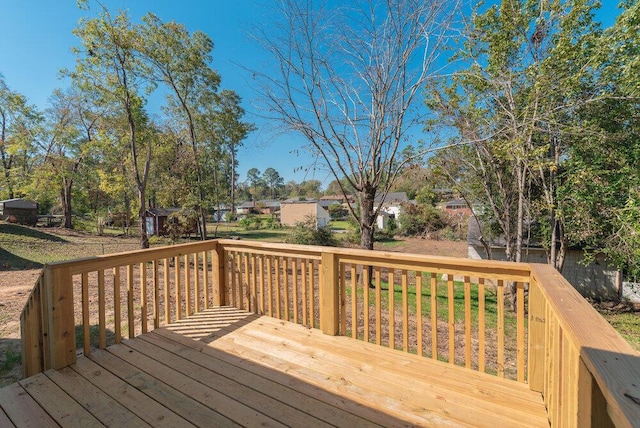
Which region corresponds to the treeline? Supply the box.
[425,0,640,281]
[0,5,253,247]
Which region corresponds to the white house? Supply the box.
[373,192,408,229]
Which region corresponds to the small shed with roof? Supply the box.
[0,198,38,225]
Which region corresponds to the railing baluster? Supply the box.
[251,254,257,313]
[389,268,395,349]
[416,271,423,357]
[402,270,408,352]
[194,253,200,314]
[236,252,244,311]
[259,255,265,314]
[153,260,159,329]
[517,281,525,382]
[363,265,370,343]
[140,263,147,334]
[184,254,191,316]
[251,254,260,314]
[267,256,273,317]
[244,253,251,312]
[478,277,485,372]
[174,256,181,320]
[309,260,315,327]
[497,279,505,377]
[127,264,135,338]
[275,256,281,319]
[283,257,290,321]
[113,267,121,344]
[302,258,308,326]
[202,251,209,310]
[464,276,471,369]
[448,276,455,364]
[340,263,346,335]
[163,258,170,324]
[292,258,298,323]
[82,272,90,356]
[230,252,237,309]
[374,267,381,345]
[98,269,106,348]
[431,272,438,360]
[350,264,357,339]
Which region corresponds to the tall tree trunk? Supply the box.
[230,146,236,220]
[510,160,527,311]
[359,188,376,250]
[137,187,149,248]
[61,178,73,229]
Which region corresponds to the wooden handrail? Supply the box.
[528,263,640,427]
[19,239,640,426]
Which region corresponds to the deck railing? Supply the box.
[20,239,640,427]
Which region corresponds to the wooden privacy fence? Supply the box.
[20,239,640,427]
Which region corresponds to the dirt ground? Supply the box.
[0,269,40,386]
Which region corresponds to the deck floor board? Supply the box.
[1,306,549,427]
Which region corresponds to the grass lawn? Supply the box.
[598,310,640,352]
[208,222,292,242]
[329,220,352,230]
[347,273,517,336]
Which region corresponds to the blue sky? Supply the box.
[0,0,623,187]
[0,0,322,185]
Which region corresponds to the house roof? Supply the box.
[146,208,184,217]
[256,200,281,208]
[283,197,317,203]
[374,192,409,204]
[445,198,468,208]
[0,198,38,209]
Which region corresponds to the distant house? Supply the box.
[212,205,232,222]
[373,192,409,229]
[144,208,197,236]
[467,219,621,301]
[280,201,331,228]
[320,194,355,204]
[255,200,281,215]
[0,198,38,225]
[442,198,473,217]
[236,201,255,215]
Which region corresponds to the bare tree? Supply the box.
[253,0,458,249]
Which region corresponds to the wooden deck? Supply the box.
[2,307,548,427]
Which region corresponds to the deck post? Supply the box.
[43,265,76,370]
[320,251,339,335]
[212,241,227,306]
[528,280,546,392]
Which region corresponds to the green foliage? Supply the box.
[0,348,21,373]
[164,210,198,243]
[238,215,263,231]
[398,203,446,237]
[327,203,348,219]
[286,215,338,247]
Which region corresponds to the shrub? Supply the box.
[165,210,198,243]
[398,203,446,237]
[286,215,338,247]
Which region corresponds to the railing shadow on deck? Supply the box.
[99,323,422,427]
[18,239,640,427]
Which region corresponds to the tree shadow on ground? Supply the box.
[0,338,23,387]
[0,248,43,270]
[0,223,68,242]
